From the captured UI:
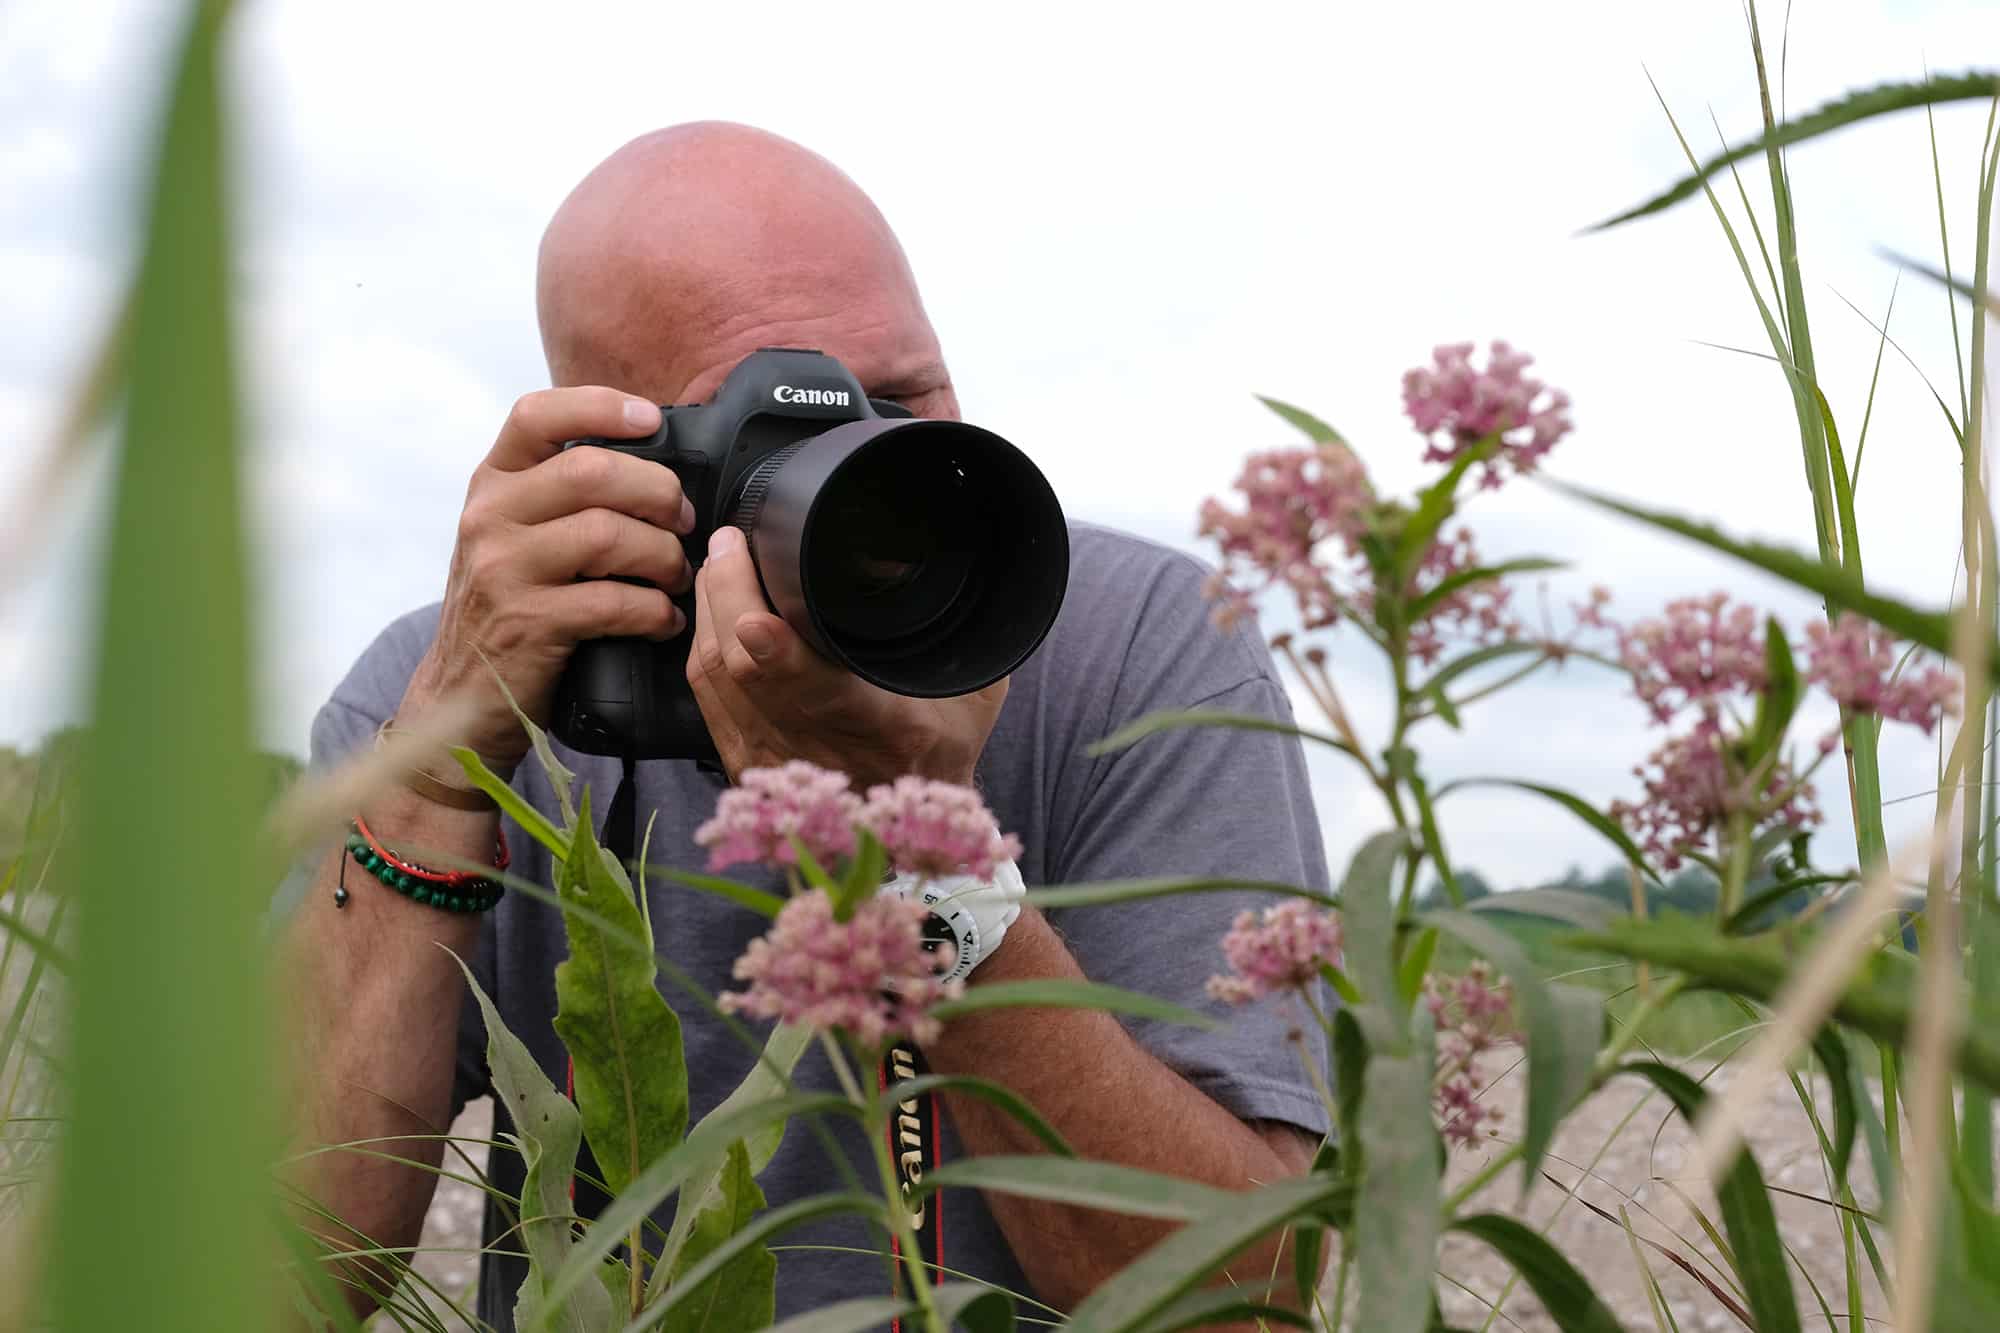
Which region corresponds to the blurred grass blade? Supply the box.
[1058,1174,1352,1333]
[1087,708,1355,760]
[1615,1062,1802,1333]
[764,1297,915,1333]
[928,979,1218,1029]
[1432,777,1660,885]
[1255,394,1349,446]
[1807,1029,1858,1188]
[1125,1286,1306,1333]
[1425,910,1601,1185]
[1550,481,1978,669]
[918,1156,1234,1220]
[932,1281,1019,1333]
[46,3,284,1331]
[1848,271,1901,488]
[879,1074,1074,1157]
[622,1194,886,1333]
[1335,831,1410,1021]
[1589,70,2000,231]
[1448,1214,1624,1333]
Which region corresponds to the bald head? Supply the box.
[537,123,955,417]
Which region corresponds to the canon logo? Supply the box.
[773,384,851,406]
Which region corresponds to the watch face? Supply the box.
[918,888,980,984]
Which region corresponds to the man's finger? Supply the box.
[520,508,690,592]
[496,443,695,532]
[701,527,804,685]
[484,386,661,473]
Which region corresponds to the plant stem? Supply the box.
[1720,808,1754,919]
[1439,978,1688,1217]
[821,1033,943,1333]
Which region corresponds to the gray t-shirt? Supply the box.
[307,521,1330,1327]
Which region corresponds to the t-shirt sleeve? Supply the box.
[1043,555,1333,1136]
[289,608,496,1119]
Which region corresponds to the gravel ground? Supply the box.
[392,1045,1980,1331]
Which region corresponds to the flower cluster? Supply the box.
[719,891,963,1046]
[1610,719,1822,870]
[1618,592,1767,724]
[1197,442,1375,630]
[1804,612,1958,734]
[1205,899,1342,1005]
[1402,341,1572,488]
[697,764,1021,882]
[694,760,863,871]
[1424,962,1516,1150]
[859,776,1023,880]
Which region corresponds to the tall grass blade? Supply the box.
[1849,271,1901,488]
[1589,71,2000,231]
[45,5,282,1332]
[1448,1214,1624,1333]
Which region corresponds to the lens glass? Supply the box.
[806,442,977,644]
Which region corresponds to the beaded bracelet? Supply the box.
[345,817,509,914]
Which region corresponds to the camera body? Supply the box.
[552,347,1069,761]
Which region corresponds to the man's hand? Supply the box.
[399,387,695,769]
[686,524,1006,790]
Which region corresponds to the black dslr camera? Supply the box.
[552,348,1070,762]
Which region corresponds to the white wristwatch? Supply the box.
[881,861,1025,984]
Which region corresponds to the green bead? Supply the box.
[448,896,466,912]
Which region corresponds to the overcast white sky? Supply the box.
[2,0,1995,887]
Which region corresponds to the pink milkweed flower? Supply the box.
[1609,719,1821,870]
[858,775,1023,880]
[1804,612,1959,734]
[694,760,863,873]
[1205,899,1343,1005]
[1402,341,1572,487]
[719,890,964,1047]
[1425,962,1517,1150]
[1404,527,1520,666]
[1619,592,1768,725]
[1197,442,1375,629]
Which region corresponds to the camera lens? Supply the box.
[735,417,1068,697]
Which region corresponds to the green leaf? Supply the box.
[1256,393,1349,445]
[1293,1139,1338,1307]
[1448,1214,1624,1333]
[1087,708,1357,759]
[1744,618,1801,767]
[636,864,785,919]
[452,745,571,860]
[1337,831,1412,1023]
[1464,887,1620,931]
[1808,1029,1857,1190]
[935,1281,1019,1333]
[623,1194,887,1333]
[1129,1285,1308,1333]
[1398,927,1440,1010]
[787,833,840,895]
[1588,70,2000,230]
[1434,777,1661,885]
[1548,482,1984,677]
[650,1023,811,1304]
[1330,1010,1367,1181]
[451,955,611,1333]
[763,1297,915,1333]
[48,8,280,1332]
[655,1140,776,1333]
[1025,876,1339,911]
[539,1090,858,1324]
[928,979,1219,1029]
[917,1156,1233,1220]
[1424,911,1602,1186]
[880,1074,1074,1157]
[553,790,689,1199]
[1613,1062,1802,1333]
[836,828,889,920]
[1354,1019,1442,1333]
[1396,448,1486,577]
[1932,1169,2000,1333]
[1417,642,1564,704]
[1409,558,1566,623]
[1573,915,2000,1091]
[1721,875,1851,934]
[1061,1174,1354,1333]
[1320,961,1364,1008]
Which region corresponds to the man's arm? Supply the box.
[283,786,494,1317]
[923,908,1321,1313]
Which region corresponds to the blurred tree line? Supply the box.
[0,729,303,872]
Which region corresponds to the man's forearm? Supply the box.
[281,787,493,1319]
[921,907,1319,1315]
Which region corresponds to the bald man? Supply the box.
[291,123,1330,1327]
